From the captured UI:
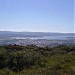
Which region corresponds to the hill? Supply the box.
[0,45,75,75]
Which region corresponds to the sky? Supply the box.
[0,0,74,33]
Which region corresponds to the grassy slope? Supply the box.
[0,45,75,75]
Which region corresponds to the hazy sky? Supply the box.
[0,0,74,33]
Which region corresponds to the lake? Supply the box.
[11,35,75,40]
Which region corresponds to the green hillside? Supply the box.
[0,45,75,75]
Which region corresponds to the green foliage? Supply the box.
[0,45,75,75]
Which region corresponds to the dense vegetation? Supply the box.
[0,44,75,75]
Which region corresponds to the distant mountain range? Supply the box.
[0,31,75,46]
[0,31,74,37]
